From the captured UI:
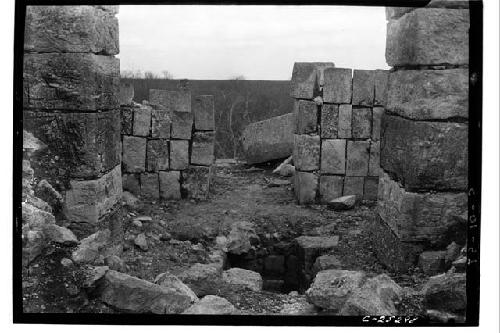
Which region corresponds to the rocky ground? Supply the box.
[22,159,466,318]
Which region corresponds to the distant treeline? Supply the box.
[121,78,293,159]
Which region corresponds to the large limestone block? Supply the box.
[100,270,195,314]
[23,110,121,180]
[293,134,320,171]
[146,139,169,172]
[171,111,194,139]
[371,107,384,140]
[295,236,340,276]
[346,141,370,176]
[352,107,372,139]
[178,263,222,297]
[159,171,181,200]
[170,140,190,170]
[343,176,364,198]
[222,268,263,292]
[423,272,466,314]
[133,105,152,137]
[241,113,294,164]
[352,70,376,106]
[321,139,346,174]
[323,68,352,104]
[320,104,339,138]
[290,62,335,99]
[377,172,468,245]
[381,114,468,191]
[294,171,318,205]
[386,8,469,66]
[151,106,172,139]
[64,165,122,224]
[149,89,191,112]
[24,6,119,55]
[23,53,119,111]
[294,100,318,134]
[368,141,381,176]
[122,136,147,173]
[386,69,469,120]
[374,70,389,106]
[140,173,160,199]
[193,95,215,131]
[338,104,353,138]
[191,132,215,166]
[182,166,214,200]
[319,176,344,203]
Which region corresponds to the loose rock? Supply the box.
[327,195,356,211]
[222,268,263,292]
[183,295,236,315]
[177,263,222,297]
[134,233,148,251]
[423,272,466,315]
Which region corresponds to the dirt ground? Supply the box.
[22,160,427,315]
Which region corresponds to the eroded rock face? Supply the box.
[183,295,236,315]
[71,229,112,264]
[100,270,195,314]
[222,268,263,292]
[306,270,366,310]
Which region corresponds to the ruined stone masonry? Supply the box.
[290,62,388,205]
[23,6,123,240]
[371,3,469,272]
[120,85,215,200]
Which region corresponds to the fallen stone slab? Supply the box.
[327,195,356,211]
[183,295,236,315]
[241,113,294,164]
[154,272,199,303]
[339,274,403,316]
[306,269,366,311]
[71,229,111,264]
[177,263,223,297]
[312,255,342,276]
[100,270,195,314]
[423,272,466,315]
[222,268,263,292]
[44,224,78,245]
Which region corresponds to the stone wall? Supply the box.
[120,85,215,200]
[372,3,469,272]
[290,62,388,205]
[23,6,123,239]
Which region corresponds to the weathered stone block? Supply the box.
[369,141,381,177]
[140,173,159,199]
[122,136,146,173]
[171,111,193,139]
[363,177,379,201]
[386,8,469,66]
[371,107,384,140]
[377,172,468,245]
[119,82,134,106]
[241,113,294,164]
[419,251,447,275]
[293,134,320,171]
[159,171,181,200]
[346,141,369,176]
[23,53,119,111]
[374,70,389,106]
[146,140,169,172]
[295,236,340,274]
[319,175,344,203]
[64,164,122,224]
[323,68,352,104]
[23,110,121,180]
[385,6,415,20]
[133,105,152,137]
[290,62,335,99]
[352,70,375,106]
[294,171,318,205]
[352,107,372,139]
[191,132,215,166]
[381,114,468,191]
[193,95,215,131]
[24,6,119,55]
[320,104,339,138]
[182,166,214,200]
[149,89,191,112]
[338,104,352,138]
[386,69,468,120]
[343,176,364,198]
[320,139,346,174]
[151,107,172,139]
[294,100,318,134]
[121,106,133,135]
[170,140,190,170]
[122,173,140,195]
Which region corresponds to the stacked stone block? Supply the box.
[23,6,122,239]
[290,62,388,205]
[372,3,469,272]
[120,87,215,200]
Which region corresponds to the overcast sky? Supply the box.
[117,5,389,80]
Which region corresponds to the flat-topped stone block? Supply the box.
[193,95,215,131]
[171,111,194,140]
[320,104,339,138]
[352,107,372,139]
[151,107,172,139]
[140,173,160,199]
[182,166,214,200]
[374,70,389,106]
[191,132,215,166]
[146,139,169,172]
[386,8,469,66]
[346,141,370,176]
[338,105,353,139]
[319,175,344,203]
[352,70,376,106]
[323,68,352,104]
[170,140,190,170]
[321,139,346,174]
[293,134,320,171]
[294,100,318,134]
[290,62,335,99]
[159,171,181,200]
[133,105,152,137]
[343,176,364,198]
[122,136,147,173]
[149,89,191,113]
